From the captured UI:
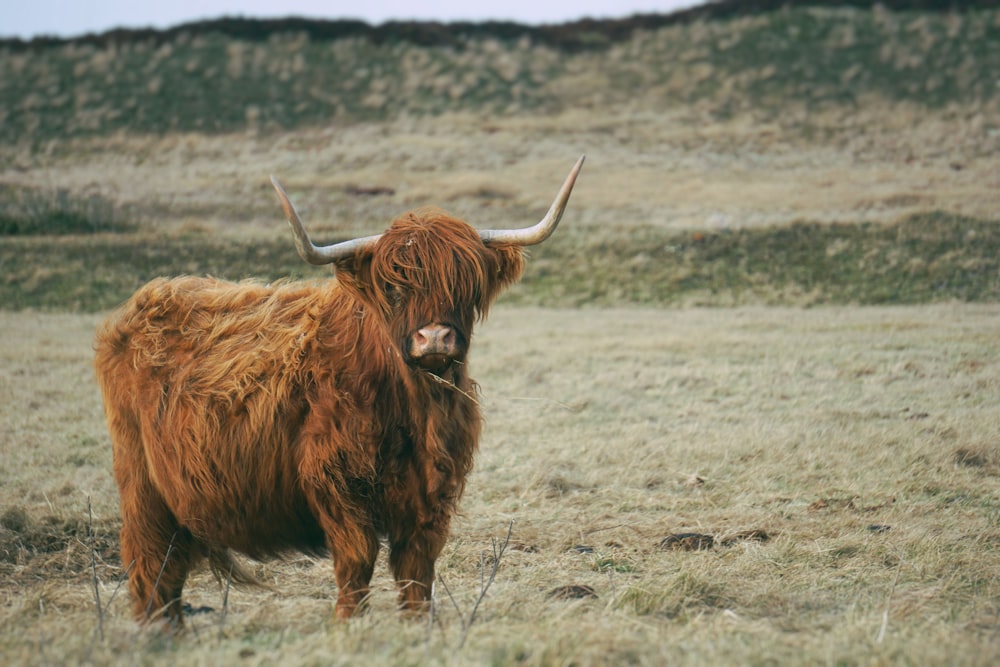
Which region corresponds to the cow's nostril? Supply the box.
[441,327,455,348]
[414,325,456,356]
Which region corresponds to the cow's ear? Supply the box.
[476,244,525,318]
[333,251,376,297]
[491,244,526,291]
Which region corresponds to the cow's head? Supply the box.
[270,156,584,375]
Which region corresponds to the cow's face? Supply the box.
[271,158,582,375]
[339,209,525,375]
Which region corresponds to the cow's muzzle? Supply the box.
[409,324,461,372]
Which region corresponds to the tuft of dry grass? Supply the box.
[1,304,998,665]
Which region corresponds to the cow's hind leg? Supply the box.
[109,413,196,629]
[120,493,197,629]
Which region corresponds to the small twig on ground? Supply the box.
[579,523,639,539]
[103,559,134,618]
[426,579,436,646]
[145,532,178,619]
[505,396,584,412]
[218,564,233,642]
[458,520,514,648]
[607,569,617,609]
[876,564,902,644]
[87,497,104,641]
[437,575,464,625]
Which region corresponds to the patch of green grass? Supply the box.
[2,211,998,311]
[0,233,314,311]
[592,552,639,574]
[517,211,1000,307]
[0,184,135,235]
[618,571,731,618]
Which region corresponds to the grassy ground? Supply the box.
[2,4,999,664]
[0,305,997,665]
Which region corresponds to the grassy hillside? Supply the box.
[1,3,998,142]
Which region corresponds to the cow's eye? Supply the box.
[386,284,405,308]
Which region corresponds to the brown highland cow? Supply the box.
[94,156,584,627]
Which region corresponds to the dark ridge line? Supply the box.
[1,0,995,53]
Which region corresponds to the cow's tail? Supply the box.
[207,548,266,590]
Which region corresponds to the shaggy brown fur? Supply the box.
[94,208,525,626]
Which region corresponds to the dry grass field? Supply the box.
[2,104,998,239]
[1,305,998,665]
[2,5,1000,665]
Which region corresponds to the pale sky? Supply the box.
[4,1,706,40]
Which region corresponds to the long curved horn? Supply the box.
[270,175,381,266]
[479,154,585,246]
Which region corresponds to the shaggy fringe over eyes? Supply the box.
[364,208,525,321]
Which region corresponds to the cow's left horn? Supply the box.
[270,176,382,266]
[479,154,585,246]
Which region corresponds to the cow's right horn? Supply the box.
[478,154,585,246]
[270,176,382,266]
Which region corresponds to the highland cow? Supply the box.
[94,156,584,627]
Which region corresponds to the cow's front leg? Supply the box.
[307,488,379,618]
[327,522,379,619]
[389,525,448,612]
[300,432,381,619]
